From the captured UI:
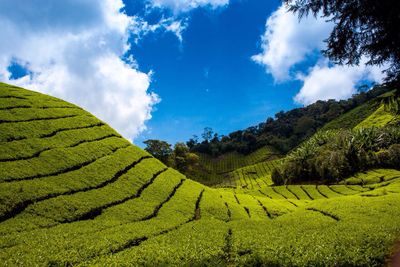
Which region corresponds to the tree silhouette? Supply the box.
[284,0,400,88]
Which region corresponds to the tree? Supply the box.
[283,0,400,87]
[294,116,316,135]
[186,135,199,149]
[184,152,200,173]
[201,127,214,142]
[174,142,190,157]
[172,143,199,173]
[143,139,172,165]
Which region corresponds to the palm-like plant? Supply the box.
[274,125,400,184]
[382,93,400,114]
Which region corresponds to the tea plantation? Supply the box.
[1,83,400,266]
[194,147,281,186]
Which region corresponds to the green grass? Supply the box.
[222,159,280,188]
[321,98,380,131]
[200,189,230,221]
[1,83,400,266]
[194,147,281,186]
[355,105,399,129]
[198,146,279,173]
[194,146,280,185]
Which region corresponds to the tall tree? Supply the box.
[202,127,214,142]
[283,0,400,87]
[173,142,199,173]
[186,135,199,149]
[143,139,172,165]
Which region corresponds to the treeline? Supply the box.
[187,85,390,156]
[272,126,400,185]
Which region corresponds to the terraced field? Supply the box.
[320,98,381,131]
[195,146,281,185]
[355,105,399,129]
[1,83,400,266]
[198,146,279,173]
[217,159,280,188]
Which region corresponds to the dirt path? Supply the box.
[391,252,400,267]
[388,242,400,267]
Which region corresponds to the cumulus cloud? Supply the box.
[252,4,333,82]
[253,4,386,105]
[294,60,386,105]
[148,0,229,13]
[0,0,159,140]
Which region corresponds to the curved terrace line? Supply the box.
[0,114,79,124]
[0,153,151,224]
[0,143,131,183]
[0,134,121,162]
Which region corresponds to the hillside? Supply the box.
[1,83,400,266]
[269,98,400,186]
[320,97,381,131]
[185,86,394,187]
[355,105,399,129]
[320,90,399,132]
[193,146,280,186]
[187,85,391,158]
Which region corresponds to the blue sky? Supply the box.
[0,0,386,146]
[128,0,303,146]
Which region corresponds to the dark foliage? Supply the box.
[143,139,172,165]
[143,140,199,175]
[172,142,200,174]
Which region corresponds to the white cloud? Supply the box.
[0,0,160,140]
[135,0,227,43]
[148,0,229,13]
[164,20,187,42]
[253,4,387,105]
[131,16,188,43]
[252,4,333,82]
[294,60,386,105]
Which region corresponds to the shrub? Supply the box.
[271,167,285,185]
[387,144,400,168]
[314,149,351,182]
[274,126,400,183]
[377,144,400,168]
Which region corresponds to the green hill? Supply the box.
[198,146,279,173]
[185,86,395,188]
[355,105,399,129]
[223,159,281,188]
[1,83,400,266]
[193,146,280,186]
[320,98,381,131]
[221,93,400,189]
[321,92,399,131]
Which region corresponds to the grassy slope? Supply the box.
[321,98,381,131]
[195,90,400,188]
[1,83,400,266]
[194,146,281,186]
[322,91,400,131]
[195,96,391,187]
[320,91,398,132]
[198,146,280,173]
[216,159,281,188]
[355,105,399,129]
